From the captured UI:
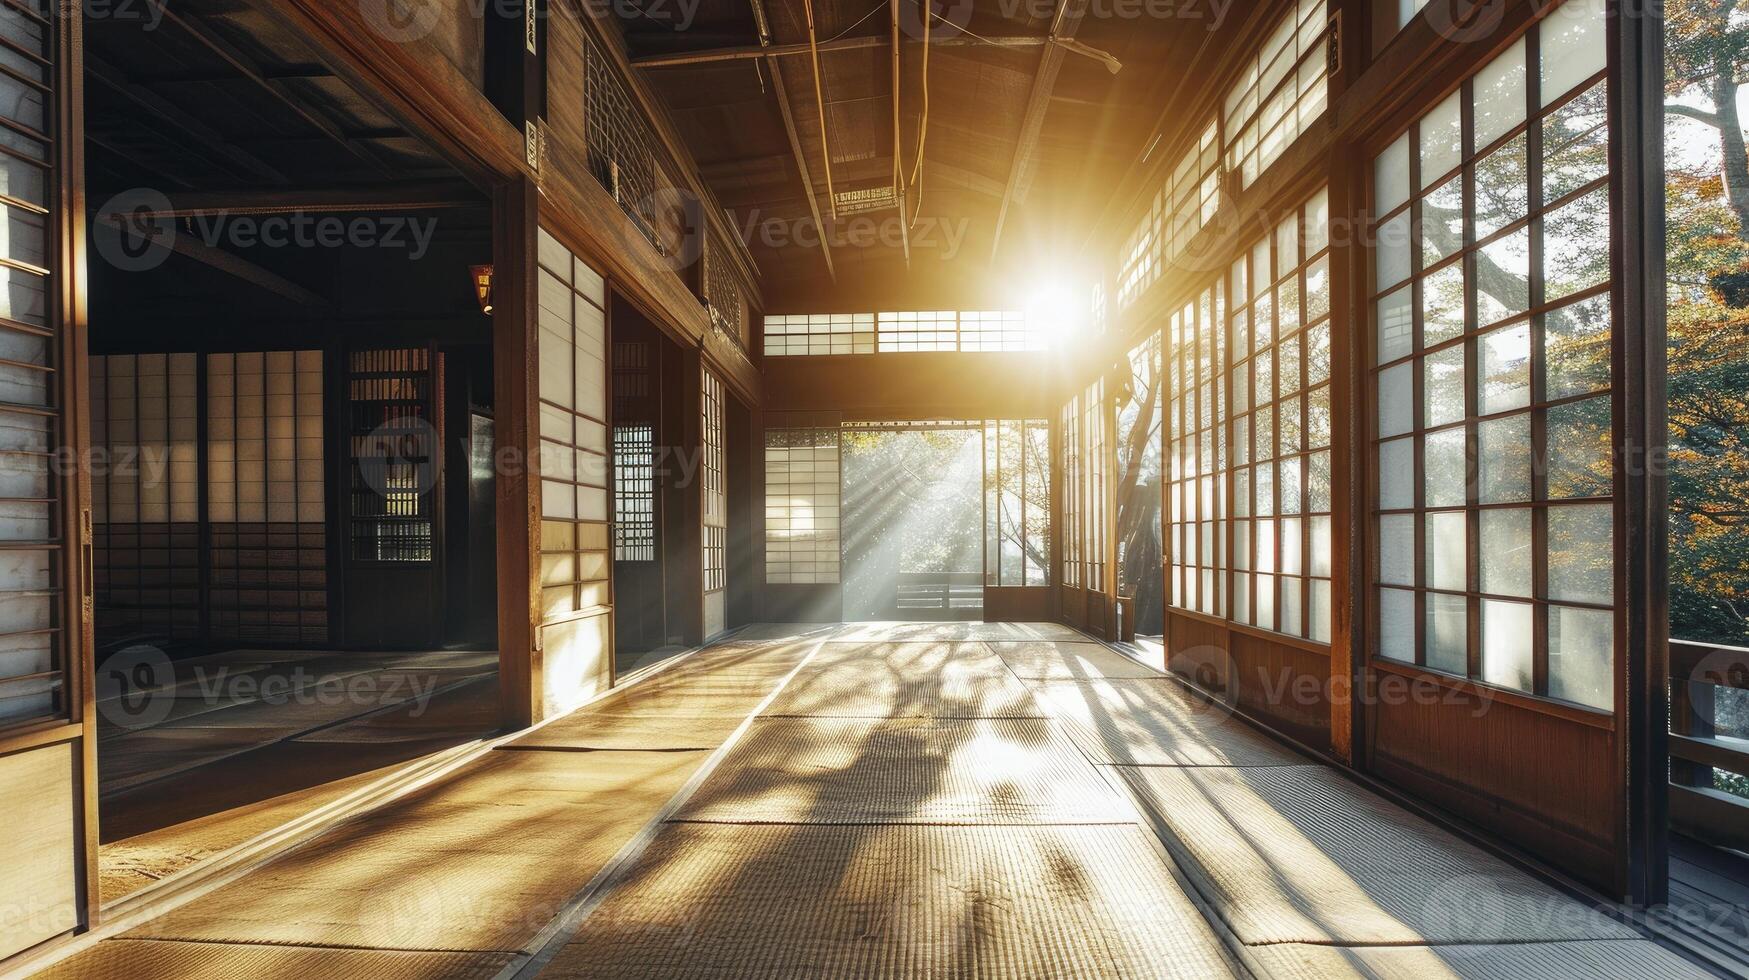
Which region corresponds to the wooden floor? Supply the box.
[41,625,1718,979]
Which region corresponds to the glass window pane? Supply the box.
[1419,91,1463,188]
[1547,502,1613,604]
[1422,177,1465,268]
[1472,38,1527,152]
[1380,513,1415,586]
[1380,587,1416,662]
[1422,263,1466,347]
[1379,437,1414,510]
[1540,0,1606,105]
[1544,187,1610,302]
[1377,211,1413,290]
[1480,507,1533,597]
[1544,293,1611,399]
[1477,228,1532,325]
[1545,395,1612,499]
[1542,83,1608,203]
[1473,132,1529,240]
[1425,427,1466,508]
[1376,133,1411,215]
[1478,413,1532,504]
[1480,321,1532,415]
[1378,286,1414,363]
[1427,511,1467,591]
[1549,605,1612,710]
[1425,345,1466,428]
[1427,592,1469,675]
[1379,362,1414,438]
[1482,599,1535,693]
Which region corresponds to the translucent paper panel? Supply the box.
[1549,605,1612,709]
[1481,599,1535,693]
[1473,133,1529,240]
[1422,263,1465,347]
[1379,362,1414,438]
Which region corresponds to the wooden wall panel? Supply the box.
[0,742,77,959]
[985,587,1051,623]
[1166,609,1332,754]
[1369,689,1618,890]
[762,353,1060,421]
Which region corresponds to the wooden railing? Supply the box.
[1670,639,1749,853]
[894,573,984,618]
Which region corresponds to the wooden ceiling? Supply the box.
[619,0,1211,308]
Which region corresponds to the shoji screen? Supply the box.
[207,351,327,646]
[764,427,840,585]
[1061,395,1081,590]
[701,366,726,636]
[537,229,611,704]
[90,353,200,645]
[1082,379,1108,592]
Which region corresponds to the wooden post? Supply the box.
[495,176,542,728]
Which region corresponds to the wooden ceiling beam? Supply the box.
[158,6,397,179]
[93,212,331,309]
[988,0,1089,264]
[110,181,484,218]
[86,55,290,186]
[632,33,1050,68]
[757,16,835,282]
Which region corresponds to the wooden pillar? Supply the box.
[677,345,705,646]
[1614,0,1668,907]
[494,176,542,728]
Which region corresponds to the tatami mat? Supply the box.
[1248,939,1714,979]
[128,749,710,952]
[988,641,1166,680]
[764,659,1044,719]
[832,622,1086,643]
[1121,765,1642,946]
[34,939,515,980]
[506,712,743,751]
[1037,678,1308,767]
[542,822,1239,979]
[677,717,1133,825]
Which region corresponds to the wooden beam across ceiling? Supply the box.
[989,0,1089,264]
[753,0,835,282]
